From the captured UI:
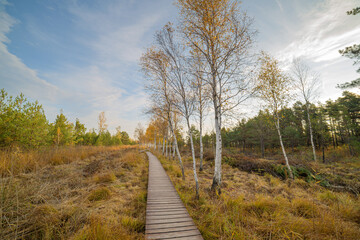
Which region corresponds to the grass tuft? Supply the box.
[88,187,111,202]
[94,172,117,183]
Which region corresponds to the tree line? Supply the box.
[0,89,134,149]
[139,0,360,197]
[200,91,360,158]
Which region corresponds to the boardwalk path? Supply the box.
[145,152,203,240]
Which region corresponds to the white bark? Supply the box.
[306,103,317,161]
[162,136,165,155]
[212,103,222,192]
[154,135,156,150]
[165,129,168,157]
[275,114,294,179]
[169,113,185,179]
[187,118,199,198]
[291,58,319,162]
[172,138,176,159]
[199,113,204,171]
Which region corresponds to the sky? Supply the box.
[0,0,359,136]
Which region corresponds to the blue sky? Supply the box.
[1,0,359,136]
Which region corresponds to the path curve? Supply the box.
[145,152,203,240]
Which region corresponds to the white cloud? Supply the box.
[43,64,148,135]
[277,0,359,64]
[271,0,359,102]
[68,1,165,65]
[0,0,159,136]
[0,1,59,101]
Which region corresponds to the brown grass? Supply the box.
[0,145,136,177]
[0,146,147,240]
[156,150,360,240]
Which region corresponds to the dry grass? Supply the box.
[156,151,360,240]
[0,146,148,240]
[0,145,136,177]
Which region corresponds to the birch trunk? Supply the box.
[162,136,165,155]
[275,114,293,179]
[306,103,317,161]
[165,132,168,157]
[169,114,185,179]
[172,138,176,159]
[199,113,204,171]
[154,135,156,150]
[212,103,222,193]
[187,119,199,199]
[169,140,172,158]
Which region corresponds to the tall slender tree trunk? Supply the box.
[168,141,171,157]
[154,135,156,150]
[187,118,199,199]
[212,102,222,193]
[165,133,168,157]
[162,136,165,155]
[170,141,172,158]
[260,136,265,158]
[306,103,316,161]
[275,114,294,179]
[330,118,336,149]
[172,138,176,159]
[199,113,204,171]
[169,114,185,179]
[322,134,326,163]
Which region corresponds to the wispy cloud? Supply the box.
[0,1,59,101]
[0,0,170,136]
[277,0,359,64]
[275,0,283,12]
[68,1,166,65]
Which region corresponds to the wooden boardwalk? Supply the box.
[145,152,203,240]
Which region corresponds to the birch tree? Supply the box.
[256,52,294,179]
[291,58,320,161]
[98,112,107,135]
[177,0,256,193]
[190,52,209,171]
[156,24,200,198]
[141,47,185,179]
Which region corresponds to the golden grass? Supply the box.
[156,151,360,240]
[93,172,117,183]
[0,146,147,240]
[0,145,136,177]
[88,187,111,202]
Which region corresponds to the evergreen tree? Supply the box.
[51,112,74,145]
[338,7,360,89]
[0,89,49,148]
[74,118,86,145]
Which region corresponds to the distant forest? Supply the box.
[144,91,360,160]
[200,91,360,159]
[0,89,134,148]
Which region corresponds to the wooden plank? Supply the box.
[146,230,202,239]
[145,152,203,240]
[146,223,195,230]
[146,225,197,234]
[146,214,190,220]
